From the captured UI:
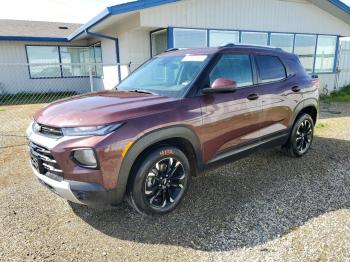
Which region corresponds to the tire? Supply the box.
[282,113,314,157]
[127,146,191,215]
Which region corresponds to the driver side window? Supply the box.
[209,54,253,88]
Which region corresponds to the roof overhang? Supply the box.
[1,0,350,42]
[68,0,179,41]
[310,0,350,28]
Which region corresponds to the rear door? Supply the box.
[253,54,302,138]
[199,53,264,163]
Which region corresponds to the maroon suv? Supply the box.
[27,44,319,215]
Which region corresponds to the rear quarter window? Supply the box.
[255,55,286,83]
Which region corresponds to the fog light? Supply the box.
[72,149,97,168]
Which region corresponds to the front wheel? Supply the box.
[282,113,314,157]
[127,146,191,215]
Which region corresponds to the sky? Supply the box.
[342,0,350,6]
[0,0,131,24]
[0,0,349,24]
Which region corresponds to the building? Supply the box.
[1,0,350,95]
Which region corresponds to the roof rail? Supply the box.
[218,43,285,51]
[218,43,236,49]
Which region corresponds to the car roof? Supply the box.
[158,44,290,57]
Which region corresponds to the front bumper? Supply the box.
[31,165,82,204]
[27,122,123,207]
[32,165,118,206]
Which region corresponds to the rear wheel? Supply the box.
[127,146,190,215]
[283,113,314,157]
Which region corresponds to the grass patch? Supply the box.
[316,122,327,129]
[0,91,77,105]
[321,85,350,103]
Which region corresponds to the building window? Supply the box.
[294,34,317,73]
[209,54,253,87]
[173,28,207,48]
[60,47,90,77]
[151,29,168,56]
[270,33,294,53]
[26,46,61,78]
[241,32,268,46]
[91,43,103,77]
[209,30,239,47]
[26,44,103,78]
[255,55,286,83]
[314,35,337,73]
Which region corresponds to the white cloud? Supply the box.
[0,0,131,24]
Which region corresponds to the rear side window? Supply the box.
[255,55,286,83]
[209,54,253,87]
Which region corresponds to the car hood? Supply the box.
[34,91,178,127]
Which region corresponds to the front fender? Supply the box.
[112,125,203,204]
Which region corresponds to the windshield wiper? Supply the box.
[128,89,157,95]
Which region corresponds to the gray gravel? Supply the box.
[0,102,349,261]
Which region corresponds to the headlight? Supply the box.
[62,122,123,136]
[72,149,97,168]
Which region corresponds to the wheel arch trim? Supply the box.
[113,125,203,204]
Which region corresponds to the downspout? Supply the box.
[85,30,122,82]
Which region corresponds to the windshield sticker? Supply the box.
[182,55,208,62]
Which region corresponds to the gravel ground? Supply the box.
[0,102,349,261]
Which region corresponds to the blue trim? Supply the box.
[0,36,68,42]
[171,26,339,38]
[24,44,32,79]
[57,46,64,77]
[207,29,210,47]
[328,0,350,14]
[85,30,121,82]
[292,33,296,53]
[333,36,340,74]
[115,38,121,82]
[68,0,179,41]
[167,27,174,49]
[312,35,319,74]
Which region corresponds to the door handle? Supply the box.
[247,93,259,100]
[292,86,301,92]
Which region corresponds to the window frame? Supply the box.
[240,31,269,46]
[25,43,103,79]
[150,28,168,57]
[173,28,208,49]
[168,27,340,75]
[314,35,338,73]
[209,30,240,47]
[253,54,288,85]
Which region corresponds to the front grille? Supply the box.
[36,123,63,137]
[29,142,63,181]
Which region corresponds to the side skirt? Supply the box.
[204,131,289,171]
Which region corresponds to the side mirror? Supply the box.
[202,78,237,94]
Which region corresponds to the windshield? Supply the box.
[117,54,211,97]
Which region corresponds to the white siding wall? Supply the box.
[0,40,91,94]
[336,40,350,89]
[140,0,350,36]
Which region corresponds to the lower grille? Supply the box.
[29,142,63,181]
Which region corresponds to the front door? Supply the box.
[199,53,263,163]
